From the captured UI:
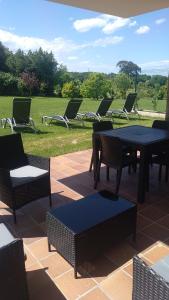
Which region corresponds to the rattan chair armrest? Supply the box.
[25,154,50,171]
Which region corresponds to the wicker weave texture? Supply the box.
[132,255,169,300]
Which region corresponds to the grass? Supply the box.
[0,96,166,157]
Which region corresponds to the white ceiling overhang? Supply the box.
[49,0,169,17]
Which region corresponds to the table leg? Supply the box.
[92,134,100,182]
[138,148,149,203]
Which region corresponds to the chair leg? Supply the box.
[115,168,122,195]
[165,165,168,182]
[89,153,94,172]
[94,161,101,189]
[106,166,109,181]
[145,165,149,192]
[159,164,162,182]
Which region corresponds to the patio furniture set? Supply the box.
[1,99,169,299]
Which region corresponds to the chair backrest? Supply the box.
[152,120,169,130]
[96,98,113,116]
[12,98,32,124]
[100,135,123,168]
[93,121,113,132]
[0,133,27,169]
[123,93,137,113]
[64,98,83,119]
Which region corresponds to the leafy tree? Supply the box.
[40,82,49,96]
[20,72,39,96]
[61,80,81,98]
[28,48,57,94]
[150,75,167,87]
[6,49,29,75]
[0,72,18,95]
[117,60,141,92]
[80,73,113,100]
[0,42,9,72]
[114,73,131,98]
[55,64,72,89]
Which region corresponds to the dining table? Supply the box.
[93,125,169,203]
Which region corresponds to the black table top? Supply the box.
[96,125,169,147]
[49,191,136,235]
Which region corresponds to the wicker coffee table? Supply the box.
[46,190,137,278]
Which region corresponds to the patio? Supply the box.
[1,149,169,299]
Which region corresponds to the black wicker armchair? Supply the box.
[0,223,29,299]
[0,133,52,223]
[152,120,169,182]
[132,255,169,300]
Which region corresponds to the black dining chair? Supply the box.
[94,135,136,194]
[89,121,113,172]
[152,120,169,182]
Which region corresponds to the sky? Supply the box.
[0,0,169,75]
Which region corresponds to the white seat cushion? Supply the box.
[0,223,15,247]
[152,255,169,282]
[10,165,48,187]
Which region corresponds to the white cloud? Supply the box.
[0,29,123,62]
[155,18,166,25]
[140,60,169,75]
[136,25,150,34]
[67,56,78,60]
[73,14,136,34]
[73,17,107,32]
[0,26,15,31]
[129,20,137,27]
[102,18,130,34]
[92,36,123,47]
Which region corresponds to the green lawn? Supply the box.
[0,96,166,157]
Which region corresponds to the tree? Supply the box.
[117,60,141,92]
[28,48,58,94]
[80,73,113,100]
[20,72,39,96]
[55,64,72,89]
[0,42,9,72]
[6,49,29,75]
[61,80,81,98]
[114,73,131,98]
[0,72,18,95]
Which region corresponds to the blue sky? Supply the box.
[0,0,169,75]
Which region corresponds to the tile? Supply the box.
[143,244,169,263]
[101,270,132,300]
[81,256,117,283]
[157,214,169,229]
[79,288,109,300]
[136,214,153,231]
[133,232,155,252]
[27,263,65,300]
[41,252,72,278]
[105,241,137,266]
[24,247,36,269]
[140,205,166,221]
[28,237,53,260]
[142,223,169,242]
[54,270,96,300]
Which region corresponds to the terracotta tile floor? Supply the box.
[1,149,169,299]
